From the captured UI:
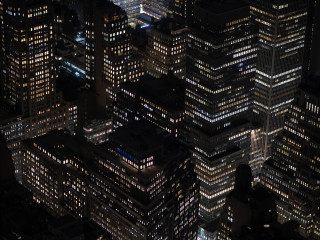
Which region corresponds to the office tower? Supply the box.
[261,76,320,238]
[21,121,199,239]
[216,165,307,240]
[250,0,308,160]
[1,0,57,117]
[113,74,185,135]
[111,0,141,27]
[54,6,80,37]
[0,0,69,181]
[145,18,188,79]
[184,0,257,222]
[85,0,143,112]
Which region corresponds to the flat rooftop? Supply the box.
[25,123,189,186]
[111,120,163,155]
[193,0,250,28]
[122,74,185,112]
[110,121,189,183]
[197,0,248,14]
[152,18,187,34]
[24,130,102,166]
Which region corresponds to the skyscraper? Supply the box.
[1,0,57,117]
[261,76,320,239]
[85,0,143,112]
[145,18,188,79]
[184,0,257,222]
[250,0,308,159]
[217,165,306,240]
[0,0,69,181]
[61,0,84,24]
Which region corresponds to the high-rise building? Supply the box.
[1,0,58,117]
[184,0,257,222]
[113,74,185,135]
[0,0,70,181]
[85,0,143,112]
[144,18,188,79]
[261,76,320,239]
[21,121,199,239]
[250,0,308,159]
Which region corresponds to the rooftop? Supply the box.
[110,121,189,183]
[111,120,164,155]
[122,74,185,112]
[197,0,248,14]
[194,0,250,28]
[24,130,102,166]
[152,17,188,35]
[24,123,189,186]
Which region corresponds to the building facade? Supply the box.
[85,0,143,112]
[83,118,112,145]
[145,18,188,79]
[21,121,199,239]
[113,74,185,136]
[302,0,320,78]
[184,0,257,222]
[1,0,58,117]
[261,76,320,239]
[0,0,70,181]
[250,0,308,160]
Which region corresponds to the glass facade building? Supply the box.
[184,0,257,222]
[250,0,308,160]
